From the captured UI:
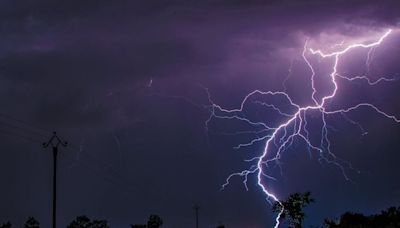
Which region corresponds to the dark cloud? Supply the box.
[0,1,399,227]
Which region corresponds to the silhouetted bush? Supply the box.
[131,214,163,228]
[0,222,12,228]
[67,215,109,228]
[24,217,39,228]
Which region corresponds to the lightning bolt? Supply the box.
[205,29,399,227]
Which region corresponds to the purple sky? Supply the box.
[0,1,400,227]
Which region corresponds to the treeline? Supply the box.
[2,192,400,228]
[0,214,164,228]
[272,192,400,228]
[324,206,400,228]
[0,215,226,228]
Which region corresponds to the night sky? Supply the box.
[1,1,400,227]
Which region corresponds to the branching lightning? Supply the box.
[205,29,399,227]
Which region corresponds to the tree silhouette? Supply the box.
[67,216,91,228]
[272,192,314,228]
[324,212,368,227]
[131,214,163,228]
[373,206,400,227]
[90,220,109,228]
[324,206,400,227]
[0,222,12,228]
[147,215,163,228]
[24,217,39,228]
[215,221,225,228]
[67,216,109,228]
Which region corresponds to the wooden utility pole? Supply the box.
[194,204,199,228]
[43,132,67,228]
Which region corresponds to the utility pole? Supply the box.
[43,132,67,228]
[194,204,199,228]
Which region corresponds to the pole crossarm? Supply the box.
[43,131,68,148]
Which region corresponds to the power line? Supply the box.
[0,116,139,206]
[0,112,51,135]
[0,127,45,144]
